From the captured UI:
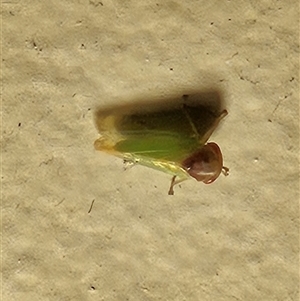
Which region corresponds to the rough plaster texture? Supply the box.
[2,1,299,300]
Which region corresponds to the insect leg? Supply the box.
[123,158,137,170]
[222,166,229,176]
[168,176,187,195]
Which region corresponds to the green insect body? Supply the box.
[94,96,228,194]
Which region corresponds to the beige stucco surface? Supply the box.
[2,1,299,300]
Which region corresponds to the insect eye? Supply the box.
[182,143,223,184]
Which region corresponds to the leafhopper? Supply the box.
[94,94,229,194]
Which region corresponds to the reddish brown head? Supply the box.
[182,142,227,184]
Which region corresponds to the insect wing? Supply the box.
[95,104,220,160]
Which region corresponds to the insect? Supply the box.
[94,94,229,195]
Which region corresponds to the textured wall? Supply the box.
[2,1,299,300]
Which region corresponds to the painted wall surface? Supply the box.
[2,1,299,300]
